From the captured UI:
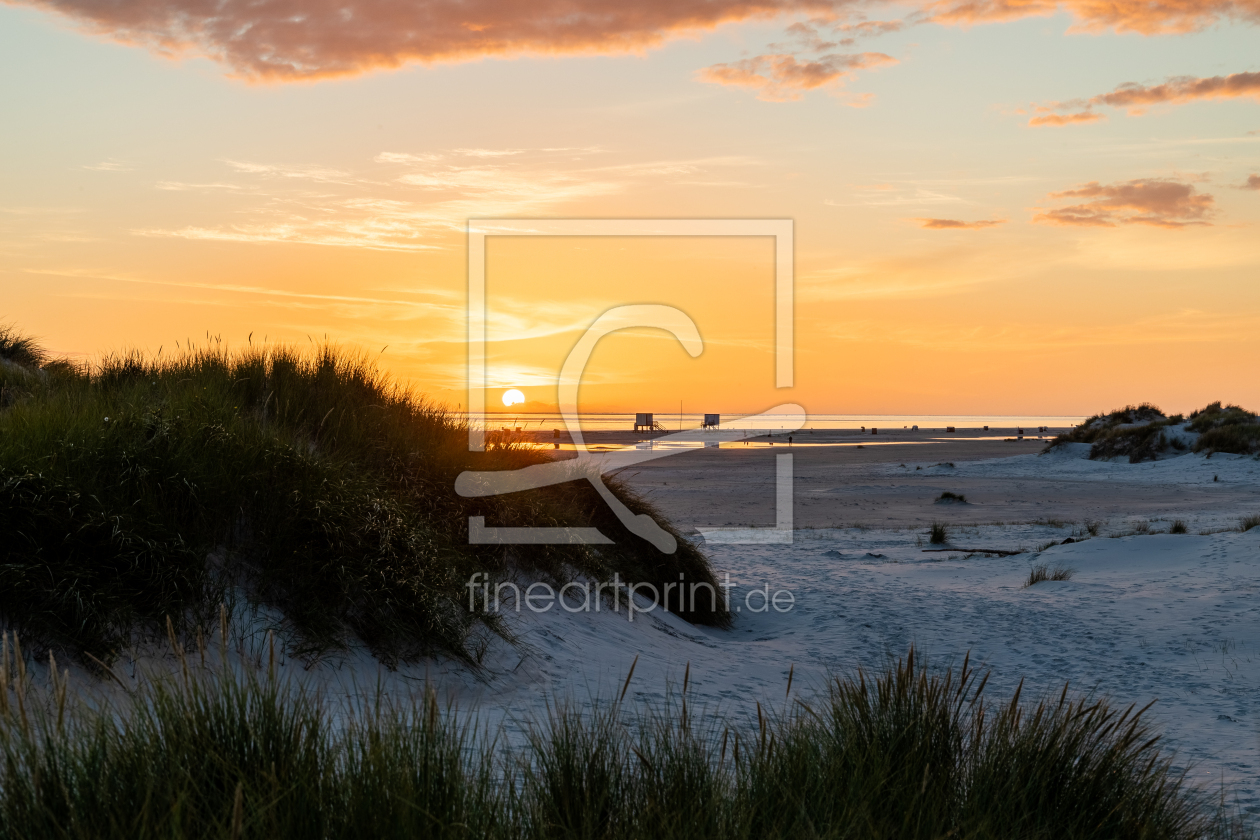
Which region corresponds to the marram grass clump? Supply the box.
[929,521,950,544]
[1025,563,1074,587]
[0,640,1241,840]
[1046,401,1260,461]
[0,328,727,665]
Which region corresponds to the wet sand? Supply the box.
[601,435,1260,532]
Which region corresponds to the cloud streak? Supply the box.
[12,0,849,80]
[697,51,896,101]
[1034,179,1215,228]
[1030,71,1260,126]
[916,218,1006,229]
[1028,110,1104,126]
[929,0,1260,35]
[136,148,758,250]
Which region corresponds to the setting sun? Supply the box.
[502,389,526,407]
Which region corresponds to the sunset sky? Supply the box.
[2,0,1257,416]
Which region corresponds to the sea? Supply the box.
[476,413,1083,433]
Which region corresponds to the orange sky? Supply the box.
[1,0,1258,416]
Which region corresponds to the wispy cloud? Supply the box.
[82,160,132,171]
[799,244,1054,301]
[1028,110,1105,127]
[776,15,914,50]
[224,160,359,184]
[1034,178,1215,228]
[1029,71,1260,126]
[155,181,246,192]
[827,309,1260,350]
[698,51,896,101]
[929,0,1260,35]
[827,186,970,207]
[137,148,757,250]
[916,218,1006,229]
[26,267,461,315]
[25,267,474,349]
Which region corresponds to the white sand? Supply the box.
[421,446,1260,813]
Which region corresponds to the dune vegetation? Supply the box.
[0,642,1238,840]
[1024,563,1074,587]
[0,326,726,667]
[1046,402,1260,462]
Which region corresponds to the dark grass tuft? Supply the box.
[1241,514,1260,533]
[0,644,1241,839]
[1169,520,1188,534]
[0,338,727,664]
[929,522,949,545]
[936,491,967,504]
[0,325,46,369]
[1025,563,1074,587]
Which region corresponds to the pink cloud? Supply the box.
[930,0,1260,34]
[1034,178,1215,228]
[1031,71,1260,126]
[698,51,896,101]
[8,0,847,80]
[1092,71,1260,110]
[1027,109,1104,126]
[1242,174,1260,190]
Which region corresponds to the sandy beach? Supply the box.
[620,434,1260,531]
[22,428,1260,817]
[408,437,1260,813]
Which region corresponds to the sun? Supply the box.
[502,388,525,407]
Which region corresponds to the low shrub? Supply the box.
[936,491,967,504]
[929,522,949,544]
[1187,402,1257,433]
[1042,401,1260,461]
[1241,514,1260,533]
[1169,520,1188,534]
[1043,403,1178,463]
[1195,424,1260,456]
[1185,402,1259,456]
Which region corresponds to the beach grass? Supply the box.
[1025,563,1074,586]
[0,642,1238,839]
[0,330,727,665]
[936,491,967,504]
[1046,401,1260,461]
[1240,515,1260,533]
[929,522,949,544]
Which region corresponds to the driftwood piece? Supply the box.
[921,547,1022,556]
